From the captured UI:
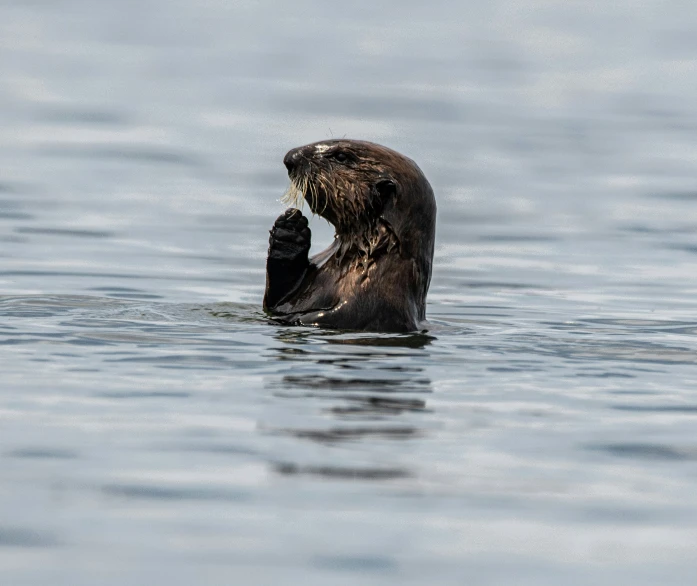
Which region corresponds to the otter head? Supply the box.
[282,139,436,268]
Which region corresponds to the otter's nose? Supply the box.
[283,148,303,173]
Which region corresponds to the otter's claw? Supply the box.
[268,208,311,260]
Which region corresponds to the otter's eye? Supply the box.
[333,151,348,163]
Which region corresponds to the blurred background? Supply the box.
[2,1,697,585]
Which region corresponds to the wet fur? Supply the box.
[264,139,436,332]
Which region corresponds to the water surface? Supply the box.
[2,1,697,584]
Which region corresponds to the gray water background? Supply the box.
[2,1,697,584]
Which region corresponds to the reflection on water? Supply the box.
[2,0,697,584]
[264,329,432,479]
[274,462,411,480]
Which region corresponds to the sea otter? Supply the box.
[263,139,436,332]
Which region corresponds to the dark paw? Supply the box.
[268,208,311,262]
[264,208,312,310]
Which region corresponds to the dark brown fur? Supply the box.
[263,139,436,332]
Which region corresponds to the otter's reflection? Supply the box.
[264,329,433,480]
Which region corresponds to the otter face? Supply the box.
[282,139,436,269]
[282,140,399,235]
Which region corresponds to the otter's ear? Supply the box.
[375,179,396,204]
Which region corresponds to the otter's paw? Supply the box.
[268,208,311,263]
[264,208,311,310]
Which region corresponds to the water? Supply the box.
[2,1,697,584]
